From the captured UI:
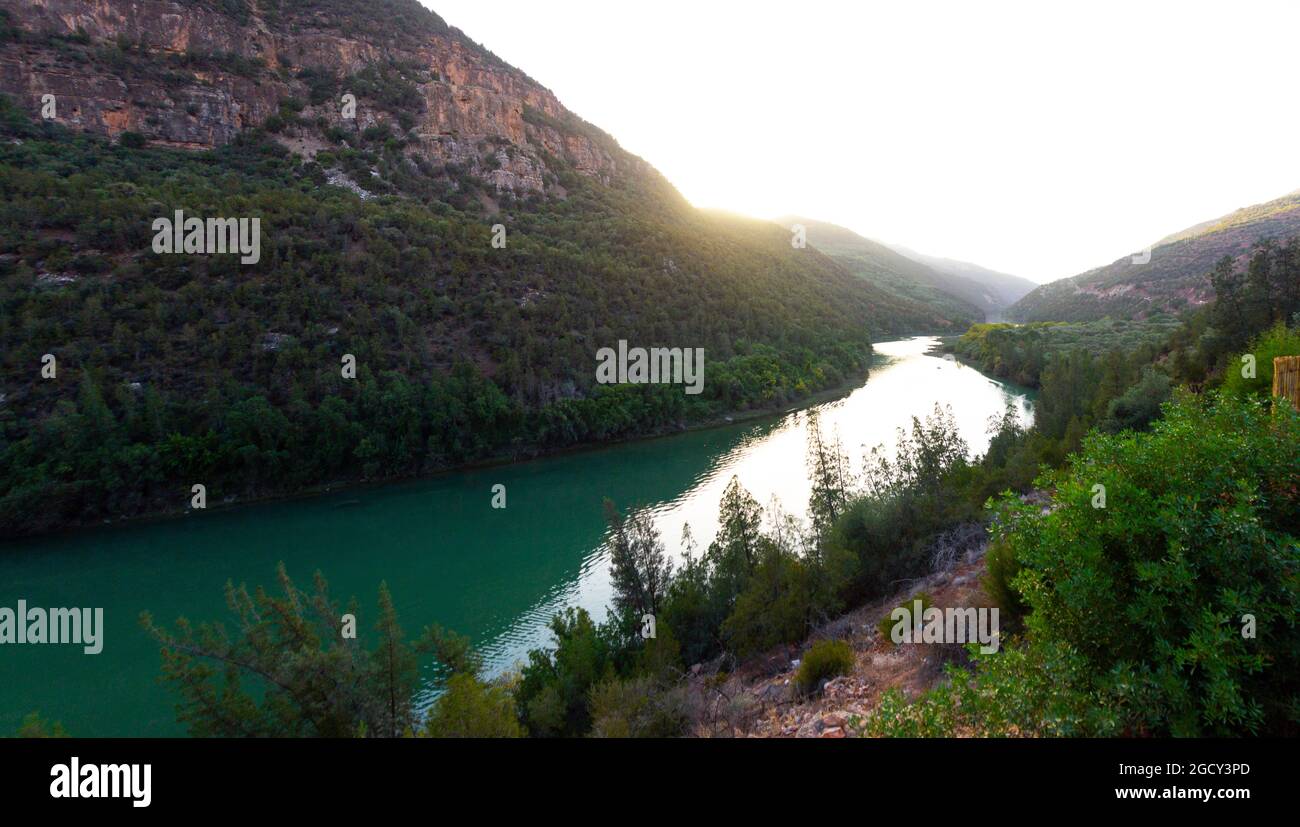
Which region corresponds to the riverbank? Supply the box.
[0,335,1035,737]
[685,537,994,737]
[5,361,878,543]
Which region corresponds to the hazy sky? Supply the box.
[426,0,1300,282]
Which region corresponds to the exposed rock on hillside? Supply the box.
[0,0,642,194]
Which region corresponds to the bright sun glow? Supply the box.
[426,0,1300,281]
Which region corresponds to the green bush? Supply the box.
[515,608,617,737]
[980,540,1026,624]
[587,676,689,738]
[866,392,1299,737]
[795,639,855,695]
[421,673,524,738]
[1101,366,1172,433]
[860,640,1104,737]
[876,591,932,645]
[991,391,1300,735]
[1220,322,1300,401]
[828,406,982,606]
[721,548,818,659]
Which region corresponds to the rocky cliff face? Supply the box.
[0,0,641,194]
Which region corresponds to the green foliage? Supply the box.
[989,392,1300,735]
[588,675,689,738]
[876,591,933,645]
[658,538,725,668]
[860,641,1108,737]
[604,500,673,620]
[952,316,1188,483]
[721,546,820,658]
[144,564,523,737]
[1220,322,1300,401]
[1161,241,1300,391]
[862,358,1299,738]
[421,673,524,738]
[806,411,856,541]
[1099,366,1172,433]
[142,565,431,737]
[954,319,1177,389]
[0,97,883,536]
[794,639,854,695]
[980,540,1027,624]
[422,624,484,677]
[516,608,618,737]
[829,405,980,605]
[348,63,425,116]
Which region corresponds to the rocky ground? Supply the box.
[684,527,1010,738]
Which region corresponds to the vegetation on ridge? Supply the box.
[0,98,892,536]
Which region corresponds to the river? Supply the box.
[0,337,1032,736]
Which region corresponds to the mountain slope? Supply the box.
[778,217,992,325]
[0,1,901,536]
[882,243,1036,310]
[1011,190,1300,322]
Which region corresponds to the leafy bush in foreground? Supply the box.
[871,392,1300,736]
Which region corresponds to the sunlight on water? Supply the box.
[471,336,1033,688]
[0,337,1031,735]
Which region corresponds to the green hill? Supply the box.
[1011,190,1300,322]
[776,217,989,326]
[0,1,953,536]
[881,242,1036,311]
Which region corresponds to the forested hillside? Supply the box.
[0,0,927,536]
[778,217,989,326]
[141,238,1300,738]
[880,242,1036,312]
[953,317,1182,387]
[1011,190,1300,322]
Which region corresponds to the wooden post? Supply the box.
[1274,356,1300,410]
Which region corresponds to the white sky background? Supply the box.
[424,0,1300,282]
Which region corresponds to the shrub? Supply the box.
[421,673,524,738]
[980,539,1027,624]
[795,639,854,695]
[876,591,932,645]
[860,640,1105,737]
[515,608,617,737]
[829,405,981,606]
[588,676,689,738]
[1220,322,1300,401]
[721,548,817,658]
[991,391,1300,735]
[1101,366,1172,433]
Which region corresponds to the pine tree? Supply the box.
[372,581,418,737]
[604,500,673,618]
[805,411,856,542]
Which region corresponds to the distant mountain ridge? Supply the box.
[1011,189,1300,322]
[881,243,1037,310]
[777,217,1034,322]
